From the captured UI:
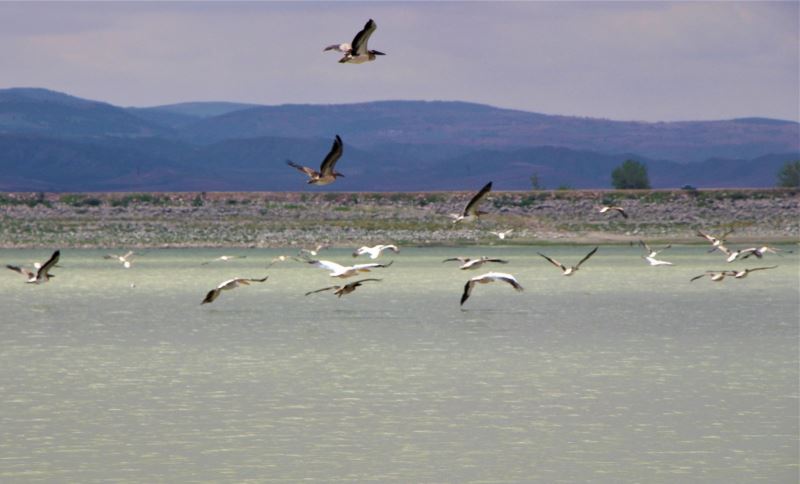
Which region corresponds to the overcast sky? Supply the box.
[0,1,797,122]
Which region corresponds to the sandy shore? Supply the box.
[0,189,797,248]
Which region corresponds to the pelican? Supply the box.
[489,229,514,240]
[201,255,246,265]
[639,240,673,266]
[460,272,524,306]
[724,266,778,279]
[287,135,344,185]
[718,246,759,263]
[324,19,385,64]
[305,278,381,297]
[352,244,399,259]
[305,259,393,278]
[690,271,728,282]
[697,229,733,252]
[538,247,598,276]
[298,244,328,258]
[6,250,60,284]
[451,181,492,223]
[599,205,628,218]
[104,250,135,269]
[201,276,268,304]
[443,256,509,270]
[266,255,292,268]
[739,245,791,260]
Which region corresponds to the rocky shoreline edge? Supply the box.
[0,189,797,249]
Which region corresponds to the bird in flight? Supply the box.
[599,205,628,218]
[104,251,135,269]
[724,266,778,279]
[460,272,524,306]
[305,278,382,298]
[697,229,733,253]
[201,255,247,266]
[442,256,509,270]
[324,19,385,64]
[639,240,673,266]
[489,229,514,240]
[6,250,60,284]
[739,245,791,260]
[286,135,345,185]
[304,259,393,278]
[538,247,599,276]
[690,271,728,282]
[298,244,328,258]
[451,181,492,223]
[201,276,268,304]
[353,244,399,259]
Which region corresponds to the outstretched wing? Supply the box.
[37,250,60,279]
[202,288,221,304]
[309,259,347,273]
[245,276,269,283]
[463,181,492,216]
[350,19,377,56]
[575,247,599,269]
[538,253,566,271]
[6,264,34,278]
[286,160,318,178]
[748,265,778,273]
[460,280,476,306]
[305,285,339,296]
[689,274,706,282]
[319,135,343,175]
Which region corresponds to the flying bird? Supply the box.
[305,278,382,297]
[599,205,628,218]
[460,272,524,306]
[739,245,791,260]
[201,276,268,304]
[104,251,135,269]
[304,259,393,278]
[724,266,778,279]
[286,135,344,185]
[489,229,514,240]
[690,271,728,282]
[639,240,673,266]
[642,255,674,266]
[451,181,492,223]
[538,247,598,276]
[442,256,509,270]
[201,255,247,265]
[697,229,733,252]
[352,244,399,259]
[324,19,385,64]
[298,244,328,258]
[266,255,292,268]
[6,250,60,284]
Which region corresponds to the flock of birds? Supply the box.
[3,19,792,307]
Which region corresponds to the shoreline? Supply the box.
[1,189,797,249]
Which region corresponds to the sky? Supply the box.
[0,1,797,122]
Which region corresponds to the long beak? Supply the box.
[372,50,386,56]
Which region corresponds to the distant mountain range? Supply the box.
[0,87,797,191]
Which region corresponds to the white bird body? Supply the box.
[599,205,628,218]
[489,229,513,240]
[105,250,135,268]
[725,266,778,279]
[690,271,728,282]
[201,276,268,304]
[460,272,524,306]
[307,259,393,278]
[353,244,399,259]
[202,255,246,265]
[643,256,673,266]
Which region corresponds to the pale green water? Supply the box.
[1,246,798,482]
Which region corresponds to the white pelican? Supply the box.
[324,19,385,64]
[724,266,778,279]
[305,278,381,297]
[201,255,247,265]
[460,272,524,306]
[352,244,399,259]
[305,259,393,278]
[697,229,733,252]
[739,245,791,260]
[690,271,728,282]
[266,255,292,268]
[443,256,509,270]
[639,240,673,266]
[298,244,328,258]
[538,247,598,276]
[287,135,344,185]
[489,229,514,240]
[451,181,492,223]
[599,205,628,218]
[6,250,60,284]
[201,276,268,304]
[104,250,135,269]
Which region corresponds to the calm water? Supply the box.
[1,246,798,482]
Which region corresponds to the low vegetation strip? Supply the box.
[0,189,797,248]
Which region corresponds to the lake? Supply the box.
[1,246,798,482]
